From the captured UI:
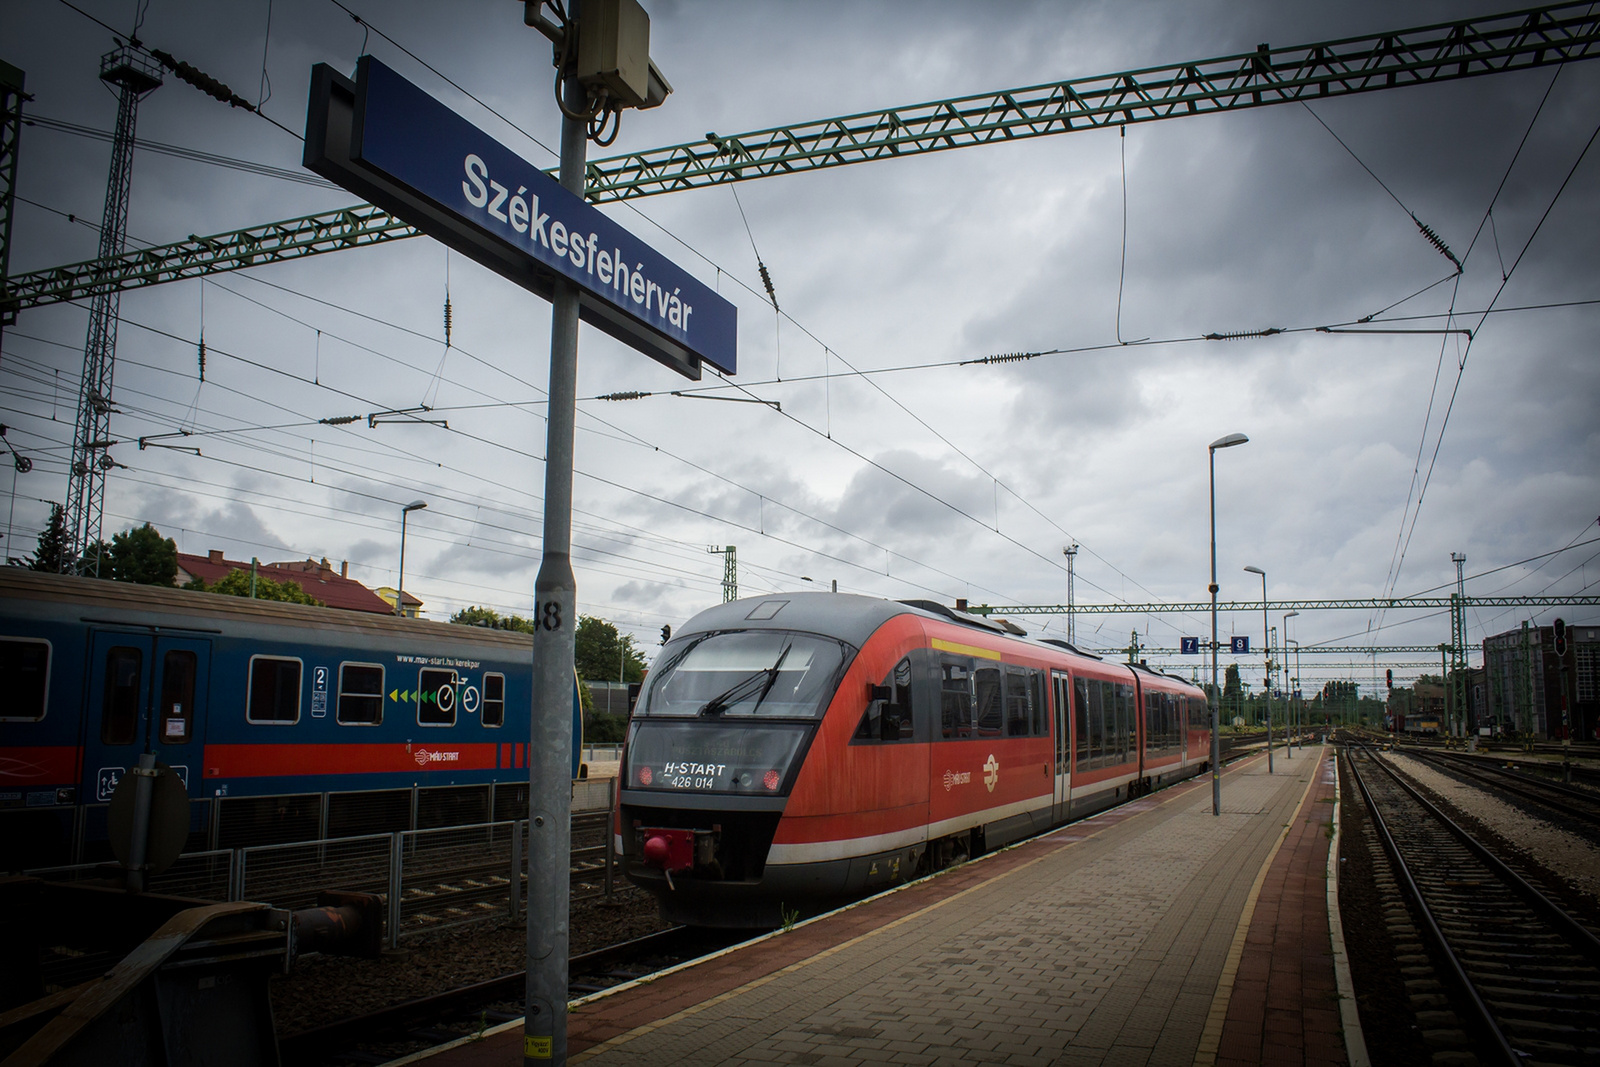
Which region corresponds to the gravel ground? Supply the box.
[1387,751,1600,904]
[271,886,670,1036]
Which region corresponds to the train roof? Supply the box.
[0,567,534,653]
[672,591,1203,693]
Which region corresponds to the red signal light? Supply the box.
[762,769,781,791]
[637,766,653,786]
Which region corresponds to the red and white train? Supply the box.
[617,593,1211,926]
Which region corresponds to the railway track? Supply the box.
[1404,749,1600,830]
[277,926,738,1066]
[1345,743,1600,1064]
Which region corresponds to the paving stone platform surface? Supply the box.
[417,746,1346,1067]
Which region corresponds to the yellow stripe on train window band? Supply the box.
[930,637,1003,661]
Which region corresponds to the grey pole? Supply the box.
[1208,433,1247,816]
[1283,611,1299,755]
[526,39,586,1067]
[397,500,426,617]
[1246,566,1272,774]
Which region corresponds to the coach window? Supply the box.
[1,638,50,721]
[159,650,197,744]
[338,663,384,725]
[1029,669,1047,736]
[1116,683,1135,763]
[1003,665,1032,737]
[247,656,302,724]
[941,659,973,739]
[101,646,142,744]
[855,656,915,743]
[1073,678,1090,769]
[482,672,506,727]
[418,668,457,726]
[974,665,1002,737]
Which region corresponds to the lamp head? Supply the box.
[1285,610,1299,619]
[1243,565,1264,576]
[403,500,428,513]
[1209,432,1249,451]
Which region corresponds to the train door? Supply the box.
[82,631,211,805]
[1051,670,1071,822]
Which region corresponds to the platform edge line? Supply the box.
[1192,746,1323,1066]
[1328,751,1371,1067]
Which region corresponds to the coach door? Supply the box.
[83,631,211,804]
[1051,670,1072,821]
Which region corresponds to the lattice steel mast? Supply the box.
[4,4,1597,319]
[64,45,161,572]
[0,61,27,339]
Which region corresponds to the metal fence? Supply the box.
[27,779,619,949]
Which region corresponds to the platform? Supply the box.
[410,746,1355,1066]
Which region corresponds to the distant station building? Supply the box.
[374,586,424,618]
[1482,622,1600,741]
[177,550,396,614]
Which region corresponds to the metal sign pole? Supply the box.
[526,56,587,1067]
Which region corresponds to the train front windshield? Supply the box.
[636,631,850,719]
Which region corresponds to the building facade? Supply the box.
[1482,622,1600,740]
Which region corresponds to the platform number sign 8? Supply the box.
[539,601,563,631]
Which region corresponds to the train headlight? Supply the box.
[762,769,781,791]
[637,766,653,786]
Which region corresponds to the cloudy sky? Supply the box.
[3,0,1596,692]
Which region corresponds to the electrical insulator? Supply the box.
[197,338,206,382]
[443,296,453,346]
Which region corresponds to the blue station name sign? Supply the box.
[305,57,735,380]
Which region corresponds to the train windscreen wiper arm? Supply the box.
[697,644,791,716]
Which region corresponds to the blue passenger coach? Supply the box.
[1,569,563,870]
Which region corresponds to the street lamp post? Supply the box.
[1208,432,1249,815]
[397,500,427,617]
[1244,565,1272,774]
[1283,610,1299,756]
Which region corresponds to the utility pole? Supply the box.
[65,44,161,572]
[1063,543,1078,645]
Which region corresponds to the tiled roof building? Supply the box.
[175,550,398,614]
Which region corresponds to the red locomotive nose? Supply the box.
[642,833,672,868]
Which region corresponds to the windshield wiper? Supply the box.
[698,644,791,716]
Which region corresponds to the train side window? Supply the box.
[248,656,302,724]
[940,659,973,739]
[854,657,914,743]
[1086,680,1105,767]
[1073,677,1089,770]
[1116,683,1134,763]
[1030,669,1047,736]
[101,646,142,744]
[418,668,457,726]
[974,666,1002,737]
[338,663,384,725]
[482,672,506,727]
[1003,666,1031,737]
[1,638,51,721]
[159,650,196,744]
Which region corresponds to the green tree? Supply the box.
[574,615,647,684]
[1223,663,1242,723]
[109,522,177,586]
[191,568,321,605]
[29,503,74,573]
[449,605,535,632]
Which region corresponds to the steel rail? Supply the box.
[1344,745,1521,1064]
[1408,748,1600,827]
